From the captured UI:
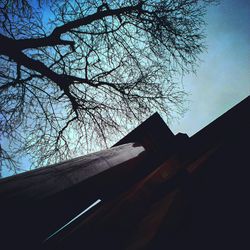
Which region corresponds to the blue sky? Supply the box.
[1,0,250,177]
[169,0,250,135]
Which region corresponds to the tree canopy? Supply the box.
[0,0,216,174]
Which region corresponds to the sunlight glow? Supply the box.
[44,199,101,242]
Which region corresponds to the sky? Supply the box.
[1,0,250,178]
[169,0,250,136]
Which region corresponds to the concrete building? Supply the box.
[0,96,249,249]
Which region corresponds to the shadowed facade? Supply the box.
[0,96,249,250]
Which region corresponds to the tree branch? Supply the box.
[51,3,142,38]
[0,3,142,51]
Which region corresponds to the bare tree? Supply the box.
[0,0,216,173]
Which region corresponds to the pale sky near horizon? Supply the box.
[169,0,250,136]
[1,0,250,177]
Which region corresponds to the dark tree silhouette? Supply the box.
[0,0,216,173]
